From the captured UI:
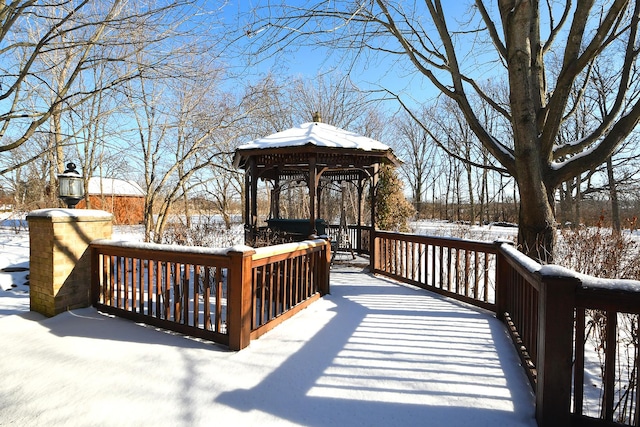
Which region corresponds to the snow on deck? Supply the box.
[0,266,535,426]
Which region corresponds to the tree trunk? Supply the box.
[607,156,621,232]
[516,166,556,262]
[415,179,422,218]
[432,183,437,219]
[479,153,488,225]
[574,176,581,227]
[497,176,502,221]
[144,197,154,242]
[455,165,461,221]
[466,163,475,225]
[558,181,570,228]
[444,162,451,220]
[182,187,191,229]
[501,0,556,261]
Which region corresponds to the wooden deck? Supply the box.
[215,265,537,426]
[0,264,537,426]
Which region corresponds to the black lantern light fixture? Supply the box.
[58,162,84,208]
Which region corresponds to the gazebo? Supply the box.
[233,115,401,257]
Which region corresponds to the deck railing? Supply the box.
[248,240,331,342]
[90,238,330,351]
[89,227,640,426]
[372,230,640,427]
[573,275,640,426]
[372,230,498,311]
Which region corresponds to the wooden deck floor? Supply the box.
[216,265,537,426]
[0,265,537,426]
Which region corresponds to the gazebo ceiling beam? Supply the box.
[235,148,400,172]
[236,144,395,158]
[257,167,370,183]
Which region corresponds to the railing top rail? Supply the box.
[498,242,640,313]
[495,243,549,298]
[497,243,585,292]
[89,239,248,265]
[574,272,640,313]
[577,273,640,293]
[91,239,242,255]
[325,224,371,229]
[90,238,330,266]
[498,242,541,275]
[252,238,329,263]
[376,229,499,253]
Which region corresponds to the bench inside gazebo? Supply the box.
[233,114,401,262]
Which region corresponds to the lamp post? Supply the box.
[58,162,84,209]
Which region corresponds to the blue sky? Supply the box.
[216,1,481,110]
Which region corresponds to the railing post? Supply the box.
[91,245,100,306]
[370,229,379,272]
[318,238,331,296]
[494,241,512,321]
[535,270,580,427]
[227,246,256,351]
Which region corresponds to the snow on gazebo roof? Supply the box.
[233,121,400,171]
[237,122,391,152]
[87,177,145,197]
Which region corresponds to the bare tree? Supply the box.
[291,74,373,128]
[555,55,640,230]
[394,110,438,217]
[395,113,429,214]
[3,135,54,210]
[70,62,130,207]
[592,62,640,232]
[240,1,640,260]
[122,54,242,242]
[200,134,244,230]
[0,0,213,171]
[239,74,295,136]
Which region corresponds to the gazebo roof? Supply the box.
[233,122,400,176]
[237,122,391,152]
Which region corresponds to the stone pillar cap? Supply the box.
[27,209,113,221]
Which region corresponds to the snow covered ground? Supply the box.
[0,217,30,315]
[0,215,536,426]
[412,219,518,242]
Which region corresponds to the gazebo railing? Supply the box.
[325,224,371,255]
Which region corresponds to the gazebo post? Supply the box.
[317,182,324,223]
[308,156,317,234]
[271,176,281,219]
[369,163,379,271]
[357,175,365,253]
[249,159,258,244]
[244,169,251,243]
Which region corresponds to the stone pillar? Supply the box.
[27,209,113,317]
